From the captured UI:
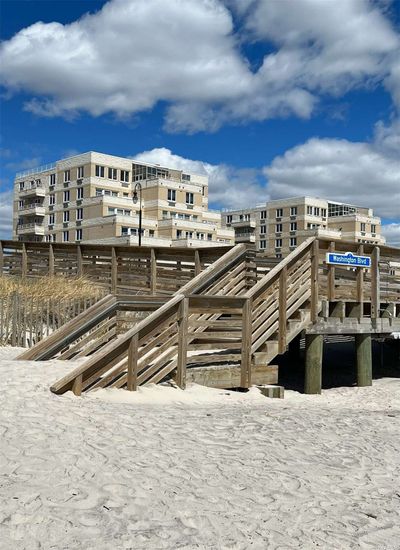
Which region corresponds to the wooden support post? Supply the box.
[310,240,319,322]
[355,334,372,387]
[0,241,4,277]
[194,250,201,276]
[371,246,380,320]
[49,244,55,276]
[127,333,139,391]
[176,297,189,389]
[304,333,323,394]
[72,374,83,396]
[150,248,157,294]
[77,245,83,277]
[21,243,27,278]
[356,244,364,318]
[111,247,117,294]
[240,298,252,388]
[327,241,335,302]
[278,265,287,354]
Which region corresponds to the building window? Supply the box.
[95,165,105,178]
[49,213,55,225]
[182,174,191,182]
[108,167,117,180]
[63,231,69,242]
[276,253,282,259]
[321,208,327,217]
[64,170,70,182]
[76,208,83,220]
[19,181,25,190]
[149,229,155,237]
[208,233,212,241]
[226,215,232,223]
[371,224,376,233]
[167,189,176,202]
[276,223,282,233]
[290,222,297,231]
[260,240,266,249]
[63,190,70,202]
[275,238,282,248]
[260,225,266,235]
[121,170,129,182]
[290,206,297,216]
[307,205,313,215]
[177,229,182,238]
[186,192,194,205]
[276,208,283,218]
[77,166,84,179]
[63,210,70,222]
[50,174,56,185]
[260,210,267,219]
[290,237,297,247]
[49,194,55,205]
[76,228,82,241]
[18,200,24,209]
[77,187,84,200]
[361,222,366,232]
[313,207,320,216]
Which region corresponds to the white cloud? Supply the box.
[263,119,400,219]
[133,147,267,208]
[0,190,13,240]
[0,0,399,132]
[382,223,400,246]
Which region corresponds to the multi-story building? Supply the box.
[13,152,234,247]
[222,196,385,257]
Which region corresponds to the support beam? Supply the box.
[278,265,287,354]
[0,241,4,276]
[21,243,27,278]
[194,250,201,277]
[127,333,139,391]
[111,247,117,294]
[355,334,372,387]
[356,244,364,319]
[304,333,323,394]
[150,248,157,294]
[240,298,252,388]
[371,246,380,321]
[77,245,83,278]
[49,244,55,276]
[327,241,335,301]
[310,240,319,322]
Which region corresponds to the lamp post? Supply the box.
[132,182,143,247]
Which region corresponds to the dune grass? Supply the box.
[0,275,105,300]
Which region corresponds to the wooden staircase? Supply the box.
[16,236,400,396]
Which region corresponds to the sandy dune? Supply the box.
[1,347,400,550]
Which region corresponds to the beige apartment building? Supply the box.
[13,152,234,247]
[222,196,385,257]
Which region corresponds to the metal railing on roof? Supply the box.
[16,163,57,179]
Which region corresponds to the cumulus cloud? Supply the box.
[133,147,268,208]
[263,119,400,219]
[0,190,13,240]
[0,0,399,132]
[382,223,400,246]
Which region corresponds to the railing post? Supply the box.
[49,243,55,276]
[240,297,252,388]
[310,240,319,322]
[21,243,27,278]
[127,333,139,391]
[77,245,83,278]
[111,247,117,294]
[327,241,335,302]
[0,241,4,277]
[176,297,189,389]
[150,248,157,294]
[371,246,380,321]
[278,265,287,354]
[194,249,201,276]
[356,244,364,319]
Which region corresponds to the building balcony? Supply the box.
[159,217,215,230]
[17,223,45,235]
[19,185,46,198]
[18,205,46,217]
[235,233,256,243]
[230,220,256,229]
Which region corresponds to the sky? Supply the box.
[0,0,399,243]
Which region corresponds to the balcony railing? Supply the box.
[17,223,45,235]
[18,205,46,216]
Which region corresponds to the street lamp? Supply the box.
[132,182,143,246]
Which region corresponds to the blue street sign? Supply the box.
[326,252,371,268]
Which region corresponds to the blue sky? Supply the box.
[0,0,399,242]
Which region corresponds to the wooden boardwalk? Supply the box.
[3,237,399,395]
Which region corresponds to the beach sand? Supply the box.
[1,347,399,550]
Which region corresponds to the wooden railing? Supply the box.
[0,240,234,295]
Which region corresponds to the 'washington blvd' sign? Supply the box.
[326,252,371,268]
